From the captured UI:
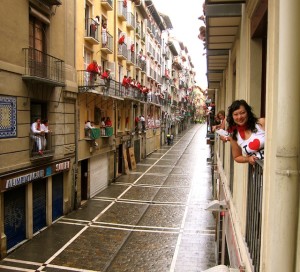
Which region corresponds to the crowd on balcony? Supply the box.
[121,75,151,95]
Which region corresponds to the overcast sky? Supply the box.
[151,0,207,90]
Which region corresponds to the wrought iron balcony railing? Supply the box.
[23,48,65,86]
[127,50,135,65]
[104,79,123,98]
[126,12,135,30]
[246,160,264,272]
[118,1,127,20]
[101,32,113,53]
[30,132,54,159]
[85,18,100,43]
[77,70,105,92]
[118,43,128,59]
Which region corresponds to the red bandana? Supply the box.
[228,125,247,139]
[237,125,247,139]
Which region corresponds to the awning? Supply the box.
[205,2,244,89]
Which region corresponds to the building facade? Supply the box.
[0,0,77,257]
[203,0,300,271]
[0,0,197,257]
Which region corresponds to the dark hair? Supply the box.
[227,100,258,140]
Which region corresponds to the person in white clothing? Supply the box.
[31,118,45,155]
[41,119,51,150]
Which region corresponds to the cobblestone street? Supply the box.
[0,124,216,272]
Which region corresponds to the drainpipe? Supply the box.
[263,0,300,271]
[73,0,79,210]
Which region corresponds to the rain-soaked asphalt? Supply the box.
[0,124,216,272]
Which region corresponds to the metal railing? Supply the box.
[118,1,127,19]
[85,18,100,40]
[102,32,113,52]
[127,50,135,64]
[30,132,53,158]
[126,12,135,29]
[246,160,264,272]
[105,79,123,97]
[77,70,105,91]
[136,57,146,71]
[118,43,127,59]
[23,48,65,85]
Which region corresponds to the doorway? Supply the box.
[81,159,88,201]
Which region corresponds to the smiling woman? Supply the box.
[221,100,265,165]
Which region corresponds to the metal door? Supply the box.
[4,186,26,250]
[52,173,63,221]
[33,179,46,233]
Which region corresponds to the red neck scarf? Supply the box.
[237,125,247,139]
[228,125,247,139]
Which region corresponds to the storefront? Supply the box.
[1,159,70,253]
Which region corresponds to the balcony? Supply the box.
[100,127,114,137]
[77,70,106,93]
[126,12,135,30]
[124,86,143,101]
[104,79,124,99]
[246,160,263,272]
[30,132,54,160]
[101,0,113,11]
[117,43,128,60]
[135,57,146,72]
[84,128,101,140]
[118,1,127,21]
[147,20,151,32]
[22,48,65,87]
[101,32,113,54]
[147,93,160,105]
[135,23,141,38]
[126,51,135,66]
[84,18,100,45]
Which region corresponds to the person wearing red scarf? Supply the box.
[221,100,265,165]
[87,60,101,88]
[101,69,111,90]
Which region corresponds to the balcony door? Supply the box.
[29,16,47,78]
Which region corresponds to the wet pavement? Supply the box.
[0,124,216,272]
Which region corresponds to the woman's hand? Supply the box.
[220,135,231,143]
[247,155,258,165]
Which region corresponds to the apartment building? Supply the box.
[0,0,197,257]
[0,0,77,257]
[203,0,300,271]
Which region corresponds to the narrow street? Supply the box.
[0,124,216,272]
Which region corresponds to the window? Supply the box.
[84,50,92,69]
[29,16,46,52]
[31,102,48,124]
